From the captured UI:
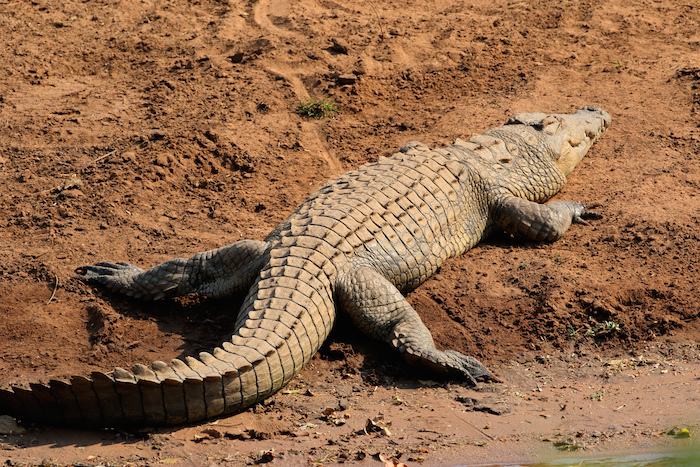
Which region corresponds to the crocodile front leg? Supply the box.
[80,239,269,300]
[336,266,496,384]
[494,195,600,242]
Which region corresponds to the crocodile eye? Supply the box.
[540,116,560,135]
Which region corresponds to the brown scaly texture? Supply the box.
[0,106,610,427]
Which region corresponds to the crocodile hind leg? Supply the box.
[80,239,269,300]
[336,267,496,384]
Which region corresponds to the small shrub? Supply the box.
[295,97,338,119]
[586,320,620,337]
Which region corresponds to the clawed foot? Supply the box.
[76,261,154,298]
[77,261,144,280]
[443,350,501,385]
[406,347,500,385]
[571,202,603,226]
[77,258,186,300]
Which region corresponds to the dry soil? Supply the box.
[1,0,700,466]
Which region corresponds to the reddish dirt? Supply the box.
[1,0,700,465]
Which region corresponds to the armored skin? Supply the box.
[0,106,610,427]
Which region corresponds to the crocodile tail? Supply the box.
[0,254,336,427]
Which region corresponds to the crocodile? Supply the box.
[0,106,610,427]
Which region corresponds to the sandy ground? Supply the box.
[1,0,700,465]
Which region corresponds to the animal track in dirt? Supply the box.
[252,0,296,40]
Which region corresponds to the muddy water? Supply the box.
[462,451,700,467]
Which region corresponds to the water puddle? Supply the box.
[459,450,700,467]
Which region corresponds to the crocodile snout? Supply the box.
[578,105,612,139]
[551,106,611,175]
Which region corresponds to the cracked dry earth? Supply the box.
[1,0,700,465]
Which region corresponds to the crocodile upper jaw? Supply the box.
[508,106,611,175]
[549,106,611,175]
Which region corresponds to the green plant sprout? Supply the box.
[295,97,338,119]
[586,320,620,337]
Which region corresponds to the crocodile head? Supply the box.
[507,105,611,175]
